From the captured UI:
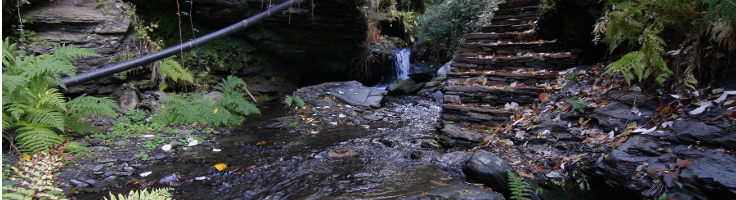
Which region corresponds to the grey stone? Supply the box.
[131,164,148,169]
[91,164,104,172]
[85,179,106,188]
[117,89,139,113]
[203,91,225,103]
[590,101,644,131]
[70,179,89,188]
[433,151,472,178]
[123,167,135,172]
[154,154,168,160]
[400,179,504,200]
[432,91,444,103]
[441,124,488,142]
[103,171,115,177]
[159,173,180,184]
[463,150,513,195]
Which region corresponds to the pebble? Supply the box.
[88,138,105,146]
[85,179,106,188]
[201,142,215,147]
[70,179,89,188]
[103,171,115,177]
[159,173,180,184]
[154,154,168,160]
[113,172,133,176]
[103,176,117,182]
[123,167,135,172]
[131,164,148,169]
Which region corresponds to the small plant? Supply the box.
[2,142,68,200]
[576,175,591,191]
[288,121,299,130]
[284,95,306,109]
[151,75,260,127]
[566,98,589,113]
[104,187,173,200]
[507,170,533,200]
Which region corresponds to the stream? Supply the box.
[88,96,483,199]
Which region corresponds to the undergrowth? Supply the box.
[507,170,533,200]
[151,75,260,127]
[593,0,736,92]
[1,142,69,200]
[103,187,173,200]
[2,38,119,152]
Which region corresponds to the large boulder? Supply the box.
[295,81,386,107]
[387,79,425,95]
[463,150,513,195]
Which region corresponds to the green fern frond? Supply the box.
[15,123,65,152]
[2,143,67,200]
[51,43,99,63]
[25,109,65,131]
[294,96,305,108]
[66,95,119,119]
[285,95,294,107]
[154,56,193,90]
[2,75,31,95]
[214,75,247,95]
[103,187,173,200]
[605,51,645,85]
[507,170,532,200]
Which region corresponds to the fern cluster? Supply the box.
[152,75,260,127]
[284,95,306,109]
[507,170,533,200]
[2,38,119,152]
[152,56,194,91]
[104,187,173,200]
[593,0,736,89]
[2,143,68,200]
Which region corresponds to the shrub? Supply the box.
[2,38,119,152]
[414,0,504,64]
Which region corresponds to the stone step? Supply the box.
[499,0,540,8]
[491,15,538,26]
[458,41,564,56]
[441,103,513,126]
[479,24,535,33]
[453,53,576,71]
[464,31,536,43]
[442,86,544,107]
[494,5,540,18]
[445,69,557,86]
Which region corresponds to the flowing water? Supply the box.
[394,48,411,80]
[86,96,473,199]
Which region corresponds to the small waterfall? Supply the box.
[395,48,411,80]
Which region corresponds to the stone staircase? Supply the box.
[440,0,577,142]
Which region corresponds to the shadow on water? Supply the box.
[80,97,467,199]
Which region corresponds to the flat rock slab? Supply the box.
[297,81,387,107]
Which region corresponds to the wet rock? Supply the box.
[116,88,139,113]
[154,154,168,160]
[441,124,487,142]
[363,114,383,121]
[203,91,225,103]
[387,79,415,95]
[103,171,115,177]
[123,167,135,172]
[673,145,736,199]
[432,91,444,103]
[91,164,104,172]
[297,81,387,107]
[463,150,512,195]
[88,138,105,146]
[131,164,148,169]
[589,101,646,131]
[70,179,89,188]
[85,179,106,188]
[90,146,109,152]
[664,119,736,149]
[327,149,359,158]
[159,173,180,184]
[201,142,216,147]
[433,151,472,178]
[401,179,504,200]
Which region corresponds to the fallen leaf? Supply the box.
[649,168,665,174]
[22,153,30,161]
[726,100,735,106]
[582,138,591,143]
[256,142,266,146]
[677,159,693,168]
[632,126,657,134]
[663,171,678,188]
[539,93,550,102]
[553,161,563,169]
[214,163,227,171]
[627,122,638,130]
[689,101,713,115]
[529,164,544,174]
[213,108,218,114]
[504,124,513,133]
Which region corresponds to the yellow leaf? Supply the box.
[726,100,734,106]
[214,108,219,114]
[22,153,31,161]
[214,163,227,171]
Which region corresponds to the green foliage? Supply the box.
[153,56,194,91]
[507,170,532,200]
[152,76,260,127]
[566,98,589,113]
[284,95,306,109]
[540,0,557,12]
[2,38,114,152]
[182,37,259,74]
[414,0,504,64]
[593,0,735,88]
[103,187,173,200]
[2,143,68,200]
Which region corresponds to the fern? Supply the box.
[507,170,533,200]
[151,77,259,127]
[2,38,113,152]
[701,0,736,26]
[2,142,68,200]
[65,95,120,133]
[103,187,173,200]
[284,95,305,109]
[152,56,193,91]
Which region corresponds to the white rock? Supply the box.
[139,171,152,177]
[161,144,172,152]
[188,140,199,147]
